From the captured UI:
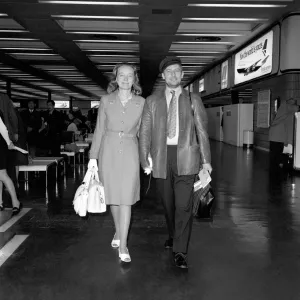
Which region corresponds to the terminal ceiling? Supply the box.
[0,0,298,102]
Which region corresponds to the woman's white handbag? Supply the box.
[73,169,93,217]
[87,169,106,213]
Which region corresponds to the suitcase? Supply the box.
[293,112,300,170]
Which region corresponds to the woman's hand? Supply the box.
[8,142,14,150]
[88,159,98,171]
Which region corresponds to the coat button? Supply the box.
[121,121,124,124]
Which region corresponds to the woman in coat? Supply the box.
[0,109,23,215]
[88,64,145,263]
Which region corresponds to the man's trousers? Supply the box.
[156,145,195,253]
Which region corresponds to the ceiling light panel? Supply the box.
[188,3,286,8]
[183,18,268,22]
[88,57,139,64]
[52,15,138,20]
[0,29,29,33]
[170,44,229,51]
[76,42,139,51]
[57,20,139,31]
[40,1,138,4]
[10,53,65,60]
[0,19,25,30]
[0,41,49,48]
[33,65,77,71]
[178,22,252,32]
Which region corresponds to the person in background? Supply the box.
[44,100,64,156]
[9,106,28,187]
[21,100,42,158]
[139,56,212,269]
[269,97,299,170]
[88,63,145,263]
[0,93,18,145]
[0,110,23,216]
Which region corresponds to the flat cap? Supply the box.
[159,56,182,73]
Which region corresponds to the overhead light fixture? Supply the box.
[88,54,137,57]
[183,18,268,22]
[0,38,38,41]
[40,1,138,5]
[177,55,215,58]
[67,31,137,35]
[182,63,206,65]
[171,50,222,54]
[85,49,138,52]
[0,29,29,33]
[0,14,8,17]
[177,33,243,37]
[52,15,138,20]
[0,47,50,51]
[173,41,233,44]
[46,68,77,71]
[10,53,59,56]
[188,3,287,8]
[75,39,137,43]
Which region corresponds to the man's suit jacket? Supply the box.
[21,109,42,144]
[139,87,211,179]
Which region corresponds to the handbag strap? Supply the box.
[92,168,100,183]
[82,169,93,189]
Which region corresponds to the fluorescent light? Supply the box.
[0,13,8,17]
[0,48,50,51]
[176,33,243,37]
[0,38,38,41]
[171,50,223,54]
[173,41,233,44]
[10,53,59,56]
[0,29,28,33]
[52,15,138,20]
[177,55,215,58]
[183,18,268,22]
[188,3,286,8]
[88,54,137,57]
[182,63,206,65]
[40,1,138,5]
[45,68,77,71]
[67,31,137,35]
[85,49,137,52]
[75,39,137,43]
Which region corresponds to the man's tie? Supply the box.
[167,90,177,138]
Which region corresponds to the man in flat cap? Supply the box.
[139,56,212,268]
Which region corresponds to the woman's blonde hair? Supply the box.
[107,64,142,95]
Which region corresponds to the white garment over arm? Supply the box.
[0,116,11,146]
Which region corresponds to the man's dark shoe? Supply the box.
[174,252,188,269]
[164,238,173,249]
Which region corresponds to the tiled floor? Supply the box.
[1,141,300,300]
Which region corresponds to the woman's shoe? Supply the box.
[111,233,120,248]
[12,202,23,217]
[119,248,131,263]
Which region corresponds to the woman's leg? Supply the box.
[15,166,19,189]
[110,205,120,239]
[119,205,131,253]
[0,170,20,208]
